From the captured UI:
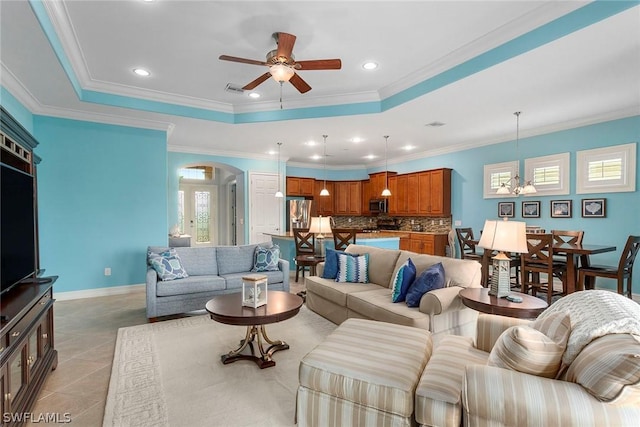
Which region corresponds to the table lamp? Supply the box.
[477,219,528,298]
[308,215,332,257]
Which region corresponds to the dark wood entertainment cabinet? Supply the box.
[1,279,58,425]
[1,106,57,426]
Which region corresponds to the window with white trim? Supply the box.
[576,143,636,194]
[484,161,518,198]
[524,153,569,196]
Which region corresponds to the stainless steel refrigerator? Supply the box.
[286,199,313,231]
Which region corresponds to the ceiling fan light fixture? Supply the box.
[269,64,295,82]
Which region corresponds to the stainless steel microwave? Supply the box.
[369,199,388,214]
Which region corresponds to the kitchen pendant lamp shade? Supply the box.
[275,142,284,198]
[320,135,330,196]
[382,135,391,197]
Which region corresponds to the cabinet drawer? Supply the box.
[8,292,51,347]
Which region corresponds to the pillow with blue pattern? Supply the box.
[252,244,280,272]
[148,248,189,281]
[336,253,369,283]
[405,262,445,307]
[322,248,360,279]
[391,258,417,303]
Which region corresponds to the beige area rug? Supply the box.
[103,305,337,427]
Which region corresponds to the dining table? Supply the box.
[476,240,617,295]
[551,242,617,294]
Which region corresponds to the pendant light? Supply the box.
[496,112,536,196]
[381,135,391,196]
[320,135,330,196]
[275,142,284,198]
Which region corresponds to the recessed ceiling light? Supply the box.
[364,154,377,160]
[362,62,378,70]
[403,145,416,151]
[305,141,317,146]
[350,137,363,143]
[248,92,260,99]
[311,154,321,160]
[133,68,150,77]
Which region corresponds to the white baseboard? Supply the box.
[54,283,145,301]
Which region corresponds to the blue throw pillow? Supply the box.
[405,262,445,307]
[252,244,280,272]
[391,258,417,303]
[322,248,359,279]
[336,253,369,283]
[148,249,189,281]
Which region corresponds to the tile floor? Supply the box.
[26,276,305,427]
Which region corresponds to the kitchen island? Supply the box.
[263,231,409,271]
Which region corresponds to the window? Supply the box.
[179,166,214,181]
[484,161,518,198]
[524,153,569,196]
[577,143,636,194]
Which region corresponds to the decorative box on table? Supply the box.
[241,274,268,308]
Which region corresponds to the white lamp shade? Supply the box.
[308,216,332,237]
[381,188,391,196]
[478,219,528,254]
[269,64,295,82]
[320,188,330,196]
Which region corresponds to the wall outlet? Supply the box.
[104,267,111,276]
[439,219,444,225]
[348,218,352,222]
[431,220,435,225]
[454,220,462,226]
[411,219,415,224]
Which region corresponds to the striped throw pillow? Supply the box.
[488,311,571,378]
[336,253,369,283]
[565,333,640,402]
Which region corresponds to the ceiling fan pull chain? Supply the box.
[279,81,284,109]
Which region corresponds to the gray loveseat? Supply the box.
[146,243,289,320]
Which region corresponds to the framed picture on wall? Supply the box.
[522,201,540,218]
[582,198,606,218]
[498,201,515,218]
[551,200,572,218]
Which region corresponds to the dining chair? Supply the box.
[293,228,317,282]
[520,233,567,304]
[332,228,357,251]
[455,228,482,262]
[551,229,586,272]
[577,235,640,299]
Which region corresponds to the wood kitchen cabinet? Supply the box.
[314,180,334,215]
[334,181,361,215]
[408,233,447,256]
[418,168,451,216]
[286,177,314,196]
[361,180,371,214]
[387,176,398,214]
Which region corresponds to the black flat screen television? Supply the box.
[1,162,36,294]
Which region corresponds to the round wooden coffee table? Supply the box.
[205,291,303,368]
[459,288,548,319]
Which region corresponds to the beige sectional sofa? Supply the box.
[305,244,482,342]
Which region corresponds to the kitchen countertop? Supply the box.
[384,230,450,236]
[264,231,410,239]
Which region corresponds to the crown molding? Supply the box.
[1,62,42,112]
[233,90,381,114]
[167,144,290,162]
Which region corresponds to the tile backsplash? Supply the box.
[332,216,451,233]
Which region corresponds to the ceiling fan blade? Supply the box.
[219,55,268,66]
[243,72,271,90]
[295,59,342,70]
[276,32,296,60]
[289,73,312,94]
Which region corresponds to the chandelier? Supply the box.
[496,112,536,196]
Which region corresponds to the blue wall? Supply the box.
[1,88,34,134]
[33,116,168,292]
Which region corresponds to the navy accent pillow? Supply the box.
[391,258,417,303]
[321,248,359,279]
[405,262,445,307]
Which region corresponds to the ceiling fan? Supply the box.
[219,32,341,94]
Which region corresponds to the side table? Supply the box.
[459,287,548,319]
